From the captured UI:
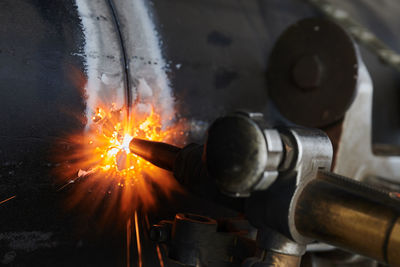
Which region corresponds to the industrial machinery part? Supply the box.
[2,1,400,266]
[205,114,333,193]
[169,213,236,267]
[149,213,253,267]
[130,112,400,266]
[248,170,400,265]
[306,0,400,73]
[208,113,400,266]
[130,112,286,198]
[205,112,283,197]
[268,18,359,128]
[241,227,304,267]
[267,16,400,188]
[242,253,302,267]
[332,44,400,186]
[294,171,400,265]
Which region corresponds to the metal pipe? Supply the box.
[129,138,181,171]
[294,170,400,266]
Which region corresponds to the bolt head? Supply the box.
[292,55,322,91]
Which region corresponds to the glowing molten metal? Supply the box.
[60,103,184,221]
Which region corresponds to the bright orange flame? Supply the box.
[134,211,142,267]
[59,101,185,225]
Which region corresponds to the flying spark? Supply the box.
[58,102,185,224]
[0,195,16,206]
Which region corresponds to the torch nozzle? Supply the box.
[129,138,181,171]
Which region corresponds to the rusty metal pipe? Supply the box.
[294,171,400,266]
[129,138,181,171]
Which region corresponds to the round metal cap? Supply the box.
[268,18,359,127]
[205,113,268,197]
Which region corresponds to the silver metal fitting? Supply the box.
[205,111,283,197]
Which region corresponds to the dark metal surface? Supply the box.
[268,18,359,128]
[312,0,400,150]
[137,121,400,265]
[0,0,138,266]
[0,0,102,265]
[205,113,269,196]
[151,213,254,267]
[150,0,274,125]
[130,138,246,213]
[204,112,284,197]
[257,227,305,256]
[169,213,218,266]
[2,0,400,266]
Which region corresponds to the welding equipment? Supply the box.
[130,111,400,267]
[3,0,400,265]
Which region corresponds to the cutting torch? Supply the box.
[129,111,400,267]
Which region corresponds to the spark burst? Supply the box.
[0,195,16,206]
[58,102,184,223]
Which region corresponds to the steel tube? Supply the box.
[294,171,400,265]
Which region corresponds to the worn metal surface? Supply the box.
[155,119,400,265]
[0,0,105,265]
[333,60,400,185]
[306,0,400,73]
[303,0,400,152]
[0,0,178,265]
[246,127,333,244]
[150,213,253,267]
[243,252,302,267]
[256,227,306,256]
[1,0,400,266]
[205,112,283,197]
[268,18,359,128]
[169,213,225,266]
